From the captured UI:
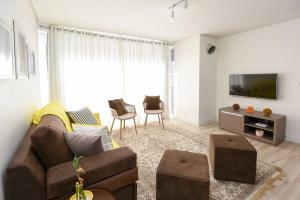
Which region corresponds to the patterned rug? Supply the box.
[111,123,283,200]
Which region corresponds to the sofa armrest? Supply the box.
[6,148,47,200]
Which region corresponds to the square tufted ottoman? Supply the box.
[209,134,257,184]
[156,150,210,200]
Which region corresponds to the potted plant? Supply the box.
[70,156,93,200]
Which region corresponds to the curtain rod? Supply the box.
[39,24,171,45]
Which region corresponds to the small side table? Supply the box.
[67,189,116,200]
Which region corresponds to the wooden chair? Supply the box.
[143,99,164,130]
[109,101,138,139]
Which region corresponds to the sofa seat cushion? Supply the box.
[47,147,137,199]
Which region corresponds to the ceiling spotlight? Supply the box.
[170,7,175,22]
[168,0,189,22]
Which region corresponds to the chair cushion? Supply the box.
[47,147,137,199]
[144,96,160,110]
[117,113,137,120]
[64,132,104,156]
[108,99,128,116]
[145,109,164,114]
[66,107,98,125]
[31,115,73,169]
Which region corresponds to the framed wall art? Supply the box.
[27,45,36,78]
[13,21,28,79]
[0,15,15,79]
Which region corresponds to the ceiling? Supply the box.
[30,0,300,42]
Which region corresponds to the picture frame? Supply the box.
[13,21,28,79]
[0,15,15,79]
[27,45,36,78]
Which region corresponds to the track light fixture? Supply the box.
[168,0,189,22]
[170,7,175,22]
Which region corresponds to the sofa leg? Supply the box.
[158,114,161,124]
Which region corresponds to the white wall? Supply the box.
[174,35,200,125]
[174,35,217,126]
[217,18,300,143]
[199,35,217,125]
[0,0,40,198]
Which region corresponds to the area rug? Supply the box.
[111,123,284,200]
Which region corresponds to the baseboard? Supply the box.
[199,120,217,126]
[285,135,300,144]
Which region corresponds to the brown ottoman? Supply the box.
[156,150,210,200]
[209,134,257,184]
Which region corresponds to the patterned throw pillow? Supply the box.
[108,99,128,116]
[72,125,113,151]
[66,107,97,125]
[144,96,160,110]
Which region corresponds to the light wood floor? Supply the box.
[165,119,300,200]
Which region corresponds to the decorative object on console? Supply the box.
[232,103,240,111]
[263,108,272,117]
[254,122,268,128]
[246,106,254,113]
[256,129,264,137]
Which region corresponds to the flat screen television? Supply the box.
[229,74,277,99]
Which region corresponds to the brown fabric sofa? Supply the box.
[5,115,138,200]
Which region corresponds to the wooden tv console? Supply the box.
[219,107,286,146]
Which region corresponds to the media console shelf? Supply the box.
[219,107,286,146]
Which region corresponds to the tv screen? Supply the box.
[229,74,277,99]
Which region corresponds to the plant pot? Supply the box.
[70,190,93,200]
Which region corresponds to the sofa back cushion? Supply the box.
[31,115,73,169]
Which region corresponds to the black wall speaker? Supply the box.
[207,43,216,54]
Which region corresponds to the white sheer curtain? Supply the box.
[48,26,170,125]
